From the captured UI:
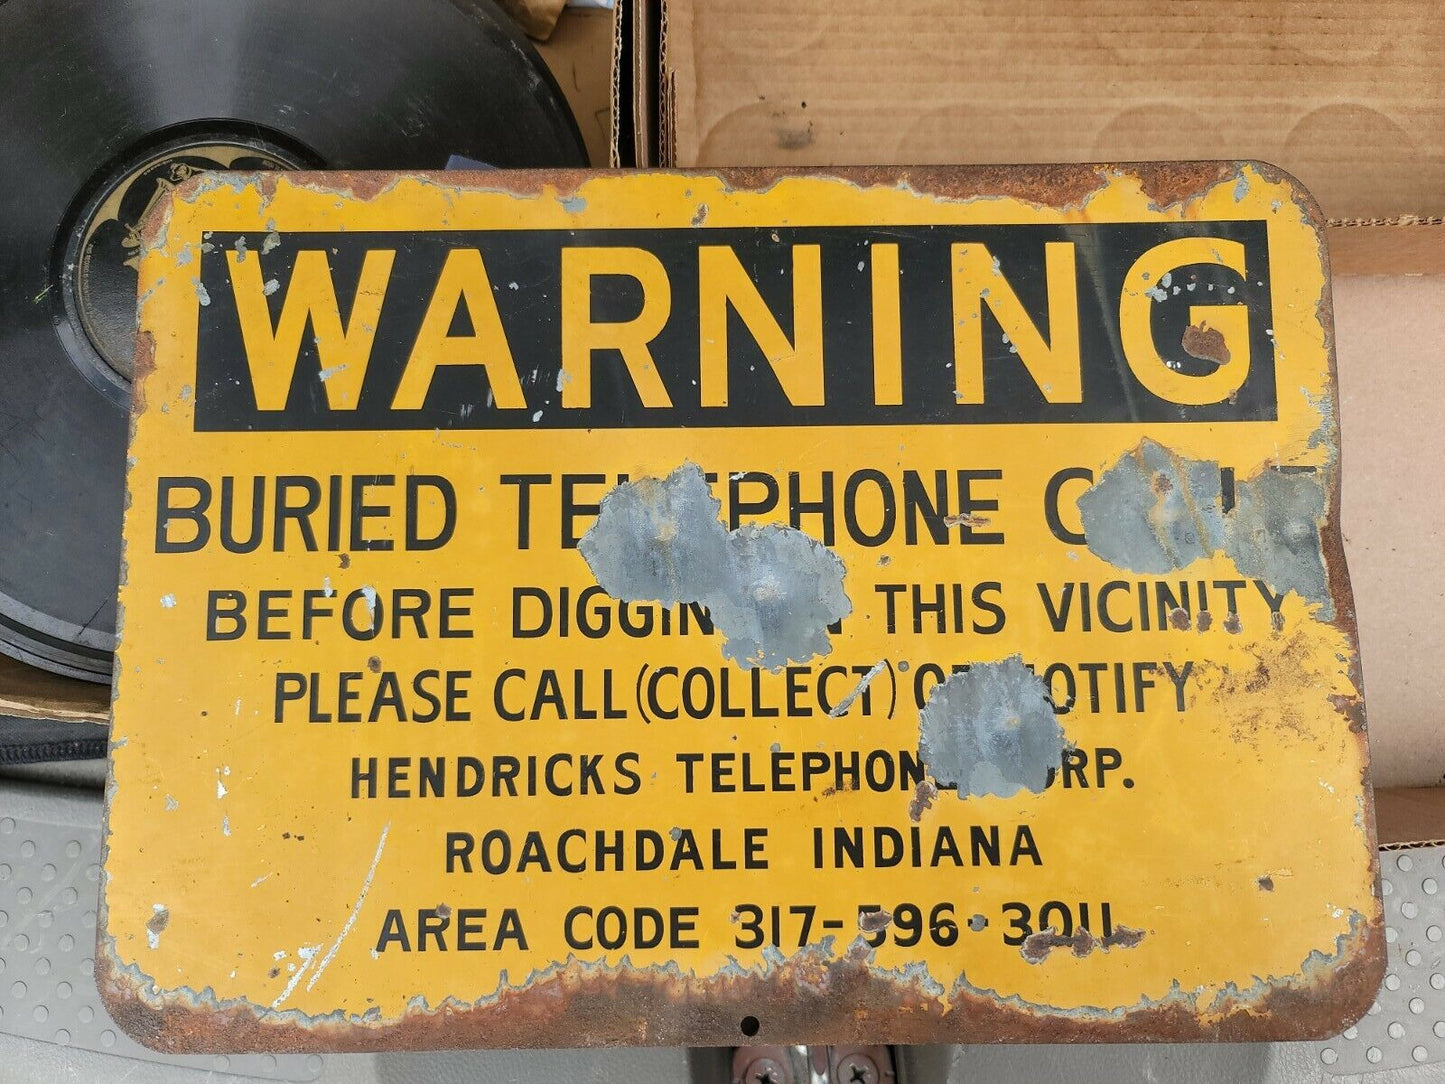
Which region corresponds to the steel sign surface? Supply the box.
[100,164,1381,1051]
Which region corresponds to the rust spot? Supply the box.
[436,903,452,919]
[95,906,1383,1050]
[1271,612,1286,633]
[691,204,708,227]
[1151,472,1173,496]
[146,908,170,937]
[202,164,1264,255]
[367,656,382,674]
[258,171,284,204]
[289,171,398,205]
[130,331,158,415]
[1330,693,1367,735]
[1102,927,1147,951]
[1243,662,1272,695]
[338,553,352,570]
[1199,623,1337,746]
[1134,161,1239,212]
[1169,607,1191,631]
[908,779,937,822]
[1223,612,1243,635]
[268,967,280,979]
[699,164,1114,215]
[943,512,991,530]
[1019,928,1089,963]
[1258,876,1275,892]
[1196,609,1214,633]
[1020,925,1146,964]
[858,909,893,935]
[1181,323,1231,366]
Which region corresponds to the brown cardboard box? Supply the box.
[1333,252,1445,793]
[536,5,620,167]
[644,0,1445,809]
[0,656,107,723]
[657,0,1445,221]
[1378,787,1445,849]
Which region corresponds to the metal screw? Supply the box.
[836,1054,879,1084]
[740,1056,785,1084]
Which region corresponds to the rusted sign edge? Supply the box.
[99,161,1384,1051]
[97,918,1380,1051]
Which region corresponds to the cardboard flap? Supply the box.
[660,0,1445,221]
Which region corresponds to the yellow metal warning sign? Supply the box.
[101,164,1382,1050]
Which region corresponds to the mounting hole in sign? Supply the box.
[740,1016,761,1038]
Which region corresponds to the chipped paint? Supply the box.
[303,823,389,996]
[919,657,1067,799]
[858,909,894,935]
[907,780,938,823]
[1078,439,1332,618]
[579,464,852,670]
[829,661,887,718]
[146,905,169,951]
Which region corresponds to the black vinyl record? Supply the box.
[0,0,588,681]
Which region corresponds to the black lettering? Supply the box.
[156,477,212,553]
[407,475,456,550]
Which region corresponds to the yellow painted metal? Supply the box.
[100,165,1380,1050]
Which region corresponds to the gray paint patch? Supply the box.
[1077,439,1331,618]
[1228,467,1330,612]
[1077,439,1226,573]
[919,656,1065,800]
[578,464,731,603]
[579,463,852,671]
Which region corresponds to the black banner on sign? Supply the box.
[192,222,1276,432]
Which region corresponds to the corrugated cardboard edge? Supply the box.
[627,0,661,166]
[1329,220,1445,276]
[0,654,108,723]
[1376,788,1445,849]
[658,0,676,167]
[609,0,625,165]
